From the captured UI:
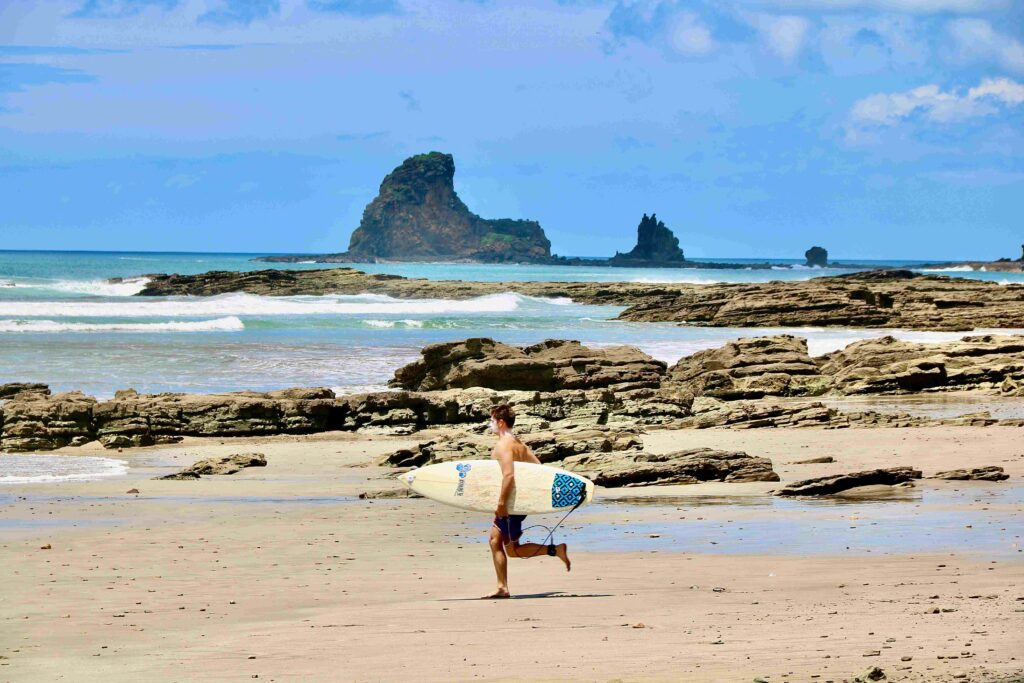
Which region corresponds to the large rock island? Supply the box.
[263,152,551,264]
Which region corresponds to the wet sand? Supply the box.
[1,427,1022,682]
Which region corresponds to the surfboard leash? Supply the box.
[508,481,587,559]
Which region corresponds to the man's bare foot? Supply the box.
[555,543,571,572]
[483,588,510,599]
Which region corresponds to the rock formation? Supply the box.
[668,336,826,399]
[561,448,779,487]
[775,467,921,496]
[817,334,1024,395]
[344,152,550,263]
[929,466,1008,481]
[805,246,828,267]
[158,453,267,480]
[617,270,1024,330]
[0,382,691,452]
[136,267,1024,332]
[667,333,1024,399]
[609,213,684,265]
[0,383,50,400]
[390,338,666,393]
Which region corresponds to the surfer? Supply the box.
[485,404,571,599]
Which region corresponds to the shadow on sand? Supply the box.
[440,591,614,601]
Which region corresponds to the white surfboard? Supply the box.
[401,460,594,515]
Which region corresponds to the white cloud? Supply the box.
[968,77,1024,104]
[758,14,810,61]
[667,12,716,56]
[850,77,1024,126]
[946,18,1024,74]
[749,0,1009,13]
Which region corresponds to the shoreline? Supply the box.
[2,426,1022,681]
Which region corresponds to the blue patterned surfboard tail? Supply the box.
[551,472,586,509]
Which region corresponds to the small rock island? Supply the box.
[608,213,685,266]
[805,246,828,267]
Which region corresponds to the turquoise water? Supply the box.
[1,250,1021,398]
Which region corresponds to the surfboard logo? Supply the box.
[454,462,472,497]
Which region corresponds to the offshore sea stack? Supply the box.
[609,213,685,266]
[346,152,551,263]
[805,246,828,267]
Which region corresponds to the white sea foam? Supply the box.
[0,455,127,485]
[0,292,529,318]
[363,319,425,328]
[0,317,244,333]
[629,276,725,284]
[47,277,151,296]
[919,265,975,272]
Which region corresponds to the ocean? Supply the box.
[2,250,1022,399]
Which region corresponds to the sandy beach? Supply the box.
[2,426,1021,682]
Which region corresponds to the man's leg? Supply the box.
[484,525,510,598]
[505,541,571,572]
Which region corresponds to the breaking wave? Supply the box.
[0,292,533,318]
[46,277,151,296]
[0,455,128,485]
[0,317,245,333]
[363,319,426,328]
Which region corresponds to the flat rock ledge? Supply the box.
[562,448,780,487]
[775,467,922,496]
[680,399,1018,430]
[929,466,1009,481]
[132,268,1024,332]
[157,453,266,480]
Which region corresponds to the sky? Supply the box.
[0,0,1022,260]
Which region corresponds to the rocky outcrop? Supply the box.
[929,466,1008,481]
[817,334,1024,395]
[617,270,1024,330]
[390,338,666,393]
[93,387,337,444]
[668,336,825,399]
[0,391,96,452]
[775,467,921,496]
[343,152,550,263]
[609,213,685,265]
[561,448,779,487]
[805,246,828,267]
[0,383,50,400]
[1,383,690,452]
[157,453,267,480]
[667,333,1024,401]
[680,398,1013,430]
[137,267,1024,332]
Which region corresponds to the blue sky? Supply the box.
[0,0,1021,259]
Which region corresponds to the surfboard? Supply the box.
[401,460,594,515]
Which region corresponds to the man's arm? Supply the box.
[495,440,515,518]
